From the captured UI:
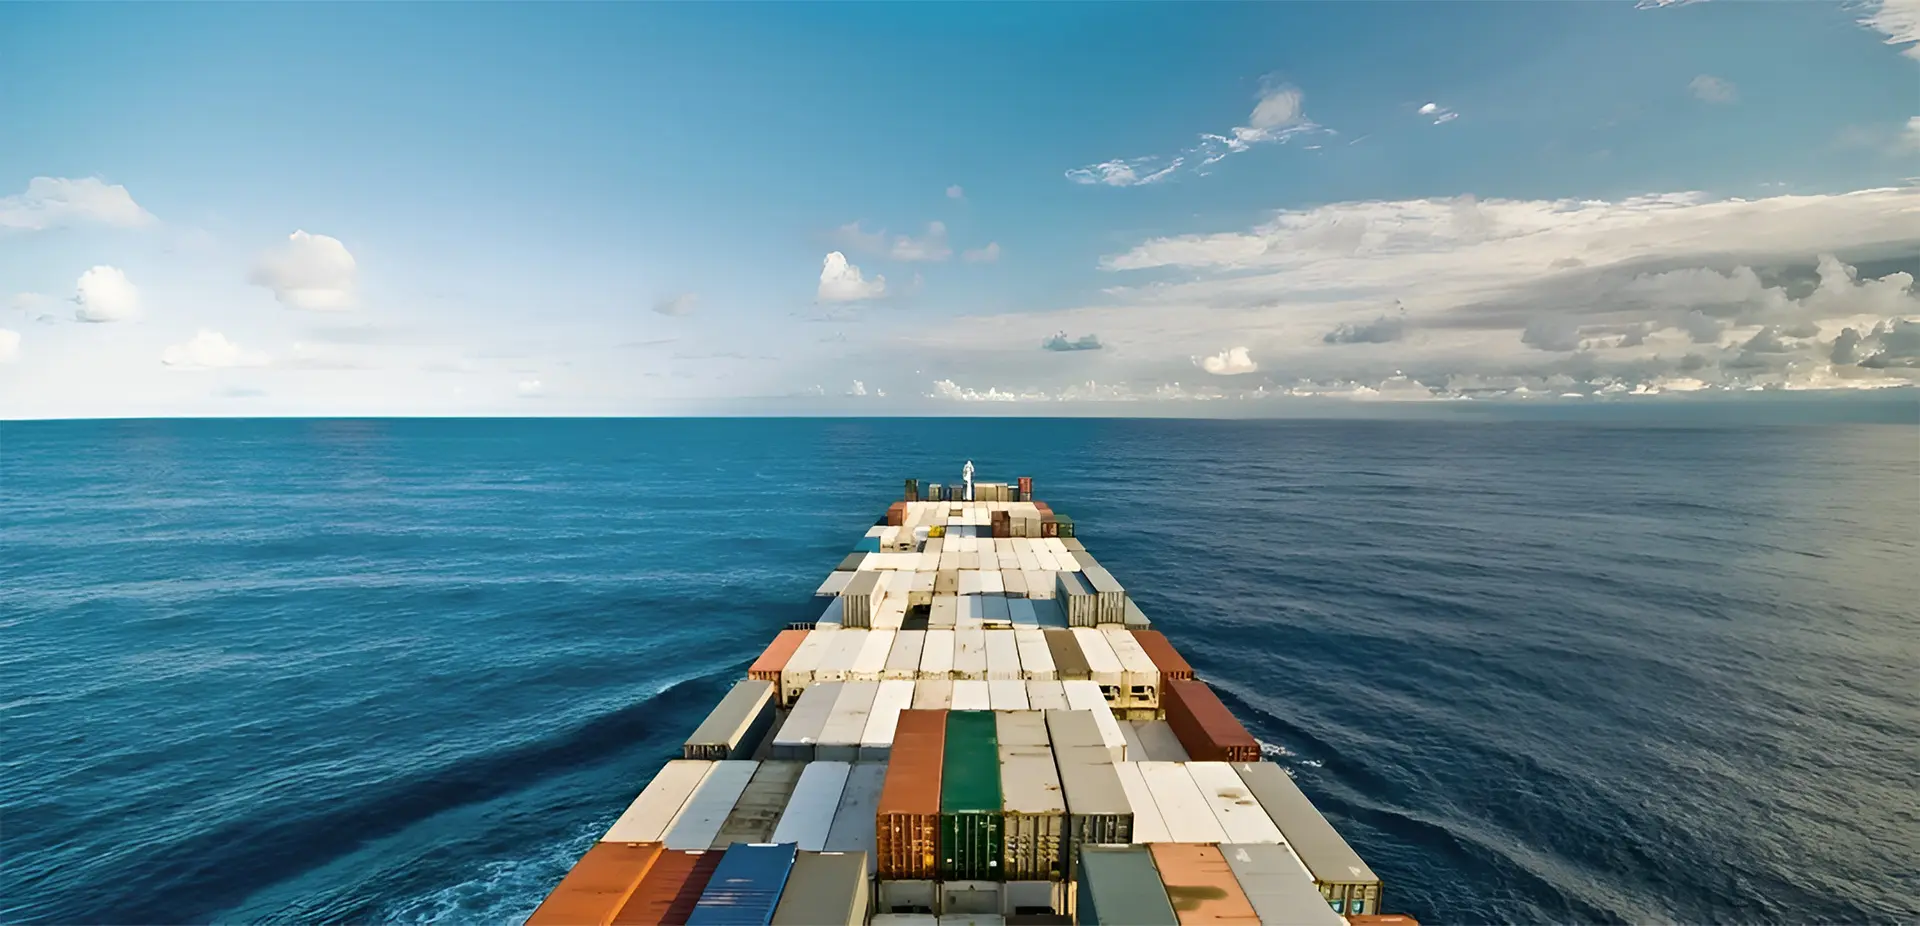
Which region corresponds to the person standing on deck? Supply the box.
[963,460,974,502]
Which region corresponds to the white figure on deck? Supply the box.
[963,460,975,502]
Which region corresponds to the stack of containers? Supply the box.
[842,571,883,629]
[711,761,804,848]
[682,679,776,760]
[995,712,1064,883]
[954,627,987,680]
[1069,628,1125,708]
[852,630,897,682]
[770,762,852,850]
[1098,628,1159,716]
[1219,844,1349,926]
[920,630,956,679]
[1013,630,1054,681]
[1146,844,1261,925]
[617,848,723,924]
[886,631,928,681]
[824,764,887,874]
[602,760,717,843]
[1041,630,1089,681]
[1043,710,1132,872]
[1128,631,1194,683]
[1060,681,1126,760]
[1231,761,1384,915]
[770,851,871,926]
[1056,572,1097,627]
[861,679,919,761]
[939,711,1004,882]
[686,842,797,925]
[1073,846,1174,926]
[525,841,665,925]
[748,631,808,684]
[1136,762,1227,844]
[1186,762,1285,844]
[984,630,1021,681]
[877,710,946,882]
[663,762,759,850]
[816,630,868,684]
[1077,562,1127,624]
[817,681,881,763]
[781,632,833,706]
[1110,762,1171,844]
[1163,679,1262,762]
[773,682,841,761]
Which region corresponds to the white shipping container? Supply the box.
[865,526,886,538]
[920,628,956,678]
[781,630,833,704]
[1137,761,1228,844]
[662,760,759,849]
[1071,627,1126,701]
[951,679,991,711]
[1015,550,1041,573]
[1022,569,1054,599]
[913,678,954,709]
[816,571,854,597]
[956,594,983,630]
[1013,629,1054,680]
[981,594,1012,626]
[872,594,908,631]
[981,570,1006,595]
[1112,762,1172,844]
[987,679,1030,710]
[851,629,896,681]
[930,595,958,629]
[958,570,983,596]
[1024,679,1069,711]
[1118,721,1147,760]
[953,626,988,679]
[1186,762,1285,844]
[938,550,960,571]
[860,679,918,760]
[1031,550,1059,573]
[1031,598,1068,628]
[1130,720,1190,761]
[984,630,1020,680]
[825,763,888,874]
[854,552,881,571]
[1061,680,1127,761]
[816,629,870,683]
[884,630,927,680]
[1041,538,1068,556]
[815,597,845,630]
[1002,570,1028,599]
[1101,627,1160,708]
[1007,598,1038,629]
[1010,538,1032,553]
[601,759,716,842]
[769,761,852,849]
[816,681,882,762]
[918,550,942,571]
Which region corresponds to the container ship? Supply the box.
[527,469,1413,926]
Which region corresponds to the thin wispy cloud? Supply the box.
[0,176,155,231]
[1417,102,1460,125]
[1066,80,1325,187]
[1689,75,1738,104]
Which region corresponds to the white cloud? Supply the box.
[654,293,698,316]
[74,266,140,322]
[891,222,952,262]
[0,177,155,231]
[0,328,18,363]
[1066,81,1322,187]
[947,185,966,200]
[161,330,269,369]
[250,230,358,310]
[1903,116,1920,151]
[831,222,888,254]
[818,251,887,302]
[1417,102,1460,125]
[518,379,543,397]
[1860,0,1920,59]
[847,380,868,396]
[1041,331,1102,351]
[1689,75,1738,104]
[1198,346,1259,375]
[963,242,1002,263]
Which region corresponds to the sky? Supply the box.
[2,1,1918,418]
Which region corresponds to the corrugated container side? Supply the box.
[1147,843,1260,924]
[824,764,887,875]
[1070,627,1124,702]
[771,682,841,761]
[877,710,946,880]
[770,851,869,926]
[951,679,991,711]
[1230,761,1382,914]
[687,842,797,926]
[1112,762,1171,844]
[1218,844,1347,926]
[886,630,929,680]
[913,678,954,710]
[1055,571,1097,627]
[998,747,1065,881]
[1185,762,1284,844]
[1163,679,1260,763]
[768,762,851,850]
[1136,761,1227,845]
[526,841,664,926]
[663,762,760,850]
[749,631,809,683]
[1041,630,1090,680]
[1023,680,1068,711]
[816,681,882,763]
[711,761,804,849]
[940,711,1005,882]
[684,679,777,760]
[611,848,721,925]
[1075,846,1178,926]
[1128,631,1194,681]
[603,760,716,842]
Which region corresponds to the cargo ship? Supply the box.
[528,469,1412,926]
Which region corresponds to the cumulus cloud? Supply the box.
[963,242,1002,263]
[1198,346,1259,375]
[1066,80,1322,187]
[1902,116,1920,151]
[847,380,868,396]
[1041,331,1103,352]
[818,252,886,302]
[74,266,140,322]
[947,185,966,200]
[250,230,357,310]
[654,293,698,316]
[1416,102,1460,125]
[1323,313,1406,344]
[161,330,269,369]
[1689,75,1738,104]
[891,222,952,262]
[517,379,543,397]
[0,176,155,231]
[1859,0,1920,59]
[0,328,18,363]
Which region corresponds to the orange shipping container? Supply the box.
[526,842,663,926]
[876,708,946,880]
[887,502,907,526]
[1346,918,1420,926]
[611,849,722,925]
[1149,844,1260,924]
[1130,631,1194,681]
[1163,679,1260,762]
[748,630,809,683]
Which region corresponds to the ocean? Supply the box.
[3,417,1915,924]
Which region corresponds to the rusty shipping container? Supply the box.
[1148,843,1261,925]
[1163,679,1261,762]
[527,841,664,926]
[877,708,947,880]
[1040,629,1090,680]
[611,849,722,925]
[1129,631,1194,682]
[748,630,809,684]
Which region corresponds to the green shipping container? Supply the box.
[940,710,1004,881]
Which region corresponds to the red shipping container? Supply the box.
[1018,476,1033,497]
[747,629,808,683]
[1130,631,1194,681]
[1163,679,1260,762]
[877,709,947,879]
[527,842,663,926]
[887,501,907,527]
[1150,844,1261,924]
[612,849,722,925]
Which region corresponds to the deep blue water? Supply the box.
[3,417,1916,925]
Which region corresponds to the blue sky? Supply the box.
[2,1,1917,417]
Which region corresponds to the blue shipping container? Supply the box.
[686,843,799,926]
[856,537,882,553]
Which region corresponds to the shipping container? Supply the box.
[526,841,664,925]
[940,711,1005,882]
[711,761,804,849]
[1111,762,1171,844]
[982,593,1012,624]
[1055,571,1095,626]
[684,680,778,760]
[877,709,947,880]
[1147,844,1260,924]
[686,842,797,926]
[1075,846,1178,926]
[1031,599,1067,629]
[1070,627,1124,704]
[913,678,954,710]
[1185,762,1284,844]
[611,848,721,925]
[603,760,716,843]
[936,567,959,594]
[954,627,988,679]
[817,681,882,763]
[930,595,959,629]
[815,597,845,631]
[770,851,869,925]
[981,570,1006,595]
[985,630,1022,680]
[772,683,841,761]
[852,629,896,682]
[824,763,887,874]
[861,679,919,761]
[938,914,1006,925]
[987,679,1030,710]
[1041,630,1090,681]
[877,880,939,916]
[768,762,851,850]
[1059,537,1084,552]
[1136,762,1227,845]
[1218,844,1346,926]
[1118,721,1147,761]
[748,631,809,684]
[1163,680,1260,763]
[1129,721,1191,762]
[1004,570,1029,599]
[781,632,833,705]
[1128,631,1193,682]
[1060,681,1127,761]
[842,571,883,629]
[886,630,928,680]
[998,727,1065,881]
[1023,680,1068,711]
[1043,710,1132,865]
[959,570,983,596]
[1012,629,1054,680]
[956,594,983,630]
[1023,569,1055,600]
[941,880,1002,916]
[1078,563,1128,626]
[1006,597,1037,628]
[1122,600,1151,630]
[1100,628,1159,711]
[951,679,991,711]
[663,762,760,850]
[837,552,867,572]
[921,629,956,678]
[1230,762,1382,915]
[816,571,853,597]
[815,629,870,684]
